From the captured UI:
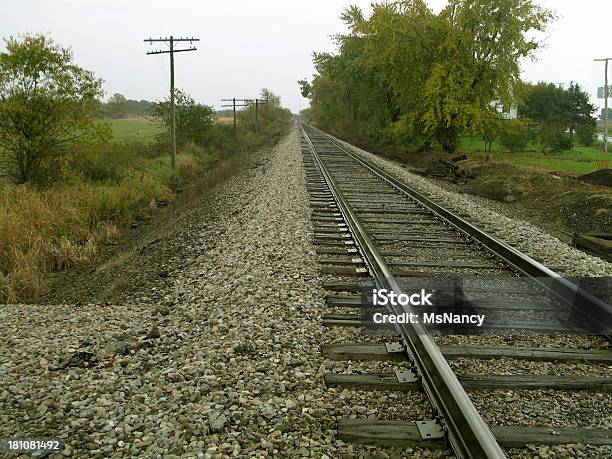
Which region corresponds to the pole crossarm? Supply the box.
[146,48,197,55]
[144,37,200,42]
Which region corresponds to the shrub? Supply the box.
[531,124,574,153]
[576,121,597,147]
[550,130,574,153]
[73,141,160,183]
[499,119,532,153]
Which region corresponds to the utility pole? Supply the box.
[251,98,269,133]
[145,36,199,169]
[595,58,612,153]
[221,98,249,137]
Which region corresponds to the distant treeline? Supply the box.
[100,93,155,119]
[100,95,246,120]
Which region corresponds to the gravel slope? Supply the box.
[0,127,446,458]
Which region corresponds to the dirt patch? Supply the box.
[456,161,612,235]
[381,151,612,243]
[578,169,612,187]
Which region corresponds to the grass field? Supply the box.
[458,136,611,174]
[106,117,164,143]
[216,116,234,125]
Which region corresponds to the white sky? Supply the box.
[1,0,611,114]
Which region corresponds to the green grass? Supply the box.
[106,118,164,143]
[458,136,611,174]
[458,136,507,153]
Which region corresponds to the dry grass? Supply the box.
[0,178,170,303]
[596,157,611,170]
[216,117,234,125]
[172,153,250,208]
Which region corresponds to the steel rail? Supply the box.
[306,124,612,337]
[300,124,507,458]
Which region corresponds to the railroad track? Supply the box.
[299,122,612,458]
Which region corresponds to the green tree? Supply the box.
[153,89,215,147]
[576,121,597,147]
[567,82,596,135]
[298,79,312,99]
[499,119,532,153]
[520,81,594,151]
[422,0,553,152]
[105,93,128,118]
[239,88,292,132]
[521,83,572,125]
[303,0,552,153]
[0,34,108,183]
[482,110,503,152]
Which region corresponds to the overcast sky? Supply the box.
[1,0,611,114]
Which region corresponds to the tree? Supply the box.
[521,83,572,125]
[566,82,596,145]
[239,88,292,132]
[259,88,281,107]
[0,34,108,183]
[520,81,594,151]
[422,0,553,152]
[105,93,128,119]
[302,0,552,153]
[499,119,532,153]
[576,121,597,147]
[482,110,502,152]
[153,89,214,147]
[298,79,312,98]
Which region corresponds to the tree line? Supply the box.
[101,94,155,119]
[299,1,596,154]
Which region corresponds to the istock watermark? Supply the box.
[360,276,612,336]
[372,288,434,306]
[371,311,485,327]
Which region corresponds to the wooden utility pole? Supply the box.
[221,98,249,137]
[595,58,612,153]
[252,98,269,133]
[145,36,199,169]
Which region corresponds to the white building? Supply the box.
[490,101,518,120]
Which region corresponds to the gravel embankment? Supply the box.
[334,137,612,278]
[1,127,447,458]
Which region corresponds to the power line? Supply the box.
[144,36,200,169]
